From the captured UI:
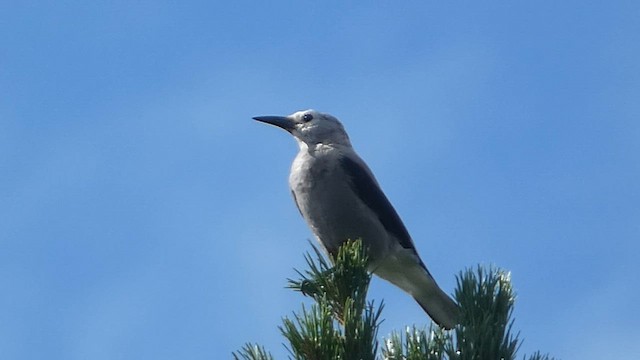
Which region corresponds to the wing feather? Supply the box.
[339,155,417,252]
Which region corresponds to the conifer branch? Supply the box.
[233,241,555,360]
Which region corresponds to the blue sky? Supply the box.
[2,1,639,359]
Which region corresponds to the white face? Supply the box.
[288,109,350,147]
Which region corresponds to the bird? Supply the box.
[253,109,459,329]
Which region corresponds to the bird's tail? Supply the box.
[375,256,459,329]
[412,277,460,330]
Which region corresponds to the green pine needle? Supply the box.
[287,239,372,323]
[526,351,557,360]
[449,265,520,360]
[383,325,450,360]
[232,343,274,360]
[233,242,555,360]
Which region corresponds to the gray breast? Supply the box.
[289,150,390,258]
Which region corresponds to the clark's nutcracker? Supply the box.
[254,109,459,329]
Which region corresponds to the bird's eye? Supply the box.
[302,113,314,122]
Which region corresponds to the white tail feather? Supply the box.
[373,253,459,329]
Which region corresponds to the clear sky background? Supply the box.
[2,1,639,359]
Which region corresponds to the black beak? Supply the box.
[253,115,295,131]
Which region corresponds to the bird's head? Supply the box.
[253,109,352,148]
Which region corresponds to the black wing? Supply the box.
[291,190,304,217]
[339,155,416,251]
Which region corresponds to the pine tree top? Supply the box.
[234,240,555,360]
